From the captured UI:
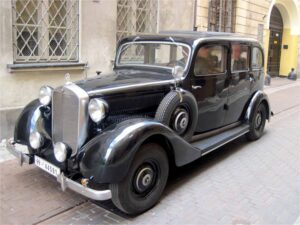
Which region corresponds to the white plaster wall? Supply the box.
[159,0,194,31]
[0,0,195,110]
[0,0,117,109]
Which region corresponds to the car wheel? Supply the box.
[155,90,198,141]
[109,143,169,215]
[246,103,267,141]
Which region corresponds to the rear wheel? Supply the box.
[246,103,267,141]
[109,143,169,215]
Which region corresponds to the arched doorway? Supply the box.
[265,0,300,77]
[267,6,283,77]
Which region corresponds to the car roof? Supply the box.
[119,31,260,48]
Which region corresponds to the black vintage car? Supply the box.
[6,31,271,215]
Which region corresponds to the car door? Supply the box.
[191,44,229,133]
[224,43,251,125]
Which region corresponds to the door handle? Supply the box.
[192,85,202,90]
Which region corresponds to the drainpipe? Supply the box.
[219,0,223,32]
[193,0,198,31]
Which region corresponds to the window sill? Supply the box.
[7,62,87,73]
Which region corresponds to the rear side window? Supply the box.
[194,45,227,76]
[231,44,250,71]
[252,47,263,69]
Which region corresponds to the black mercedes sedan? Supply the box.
[6,31,271,215]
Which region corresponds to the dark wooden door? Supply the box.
[267,6,283,77]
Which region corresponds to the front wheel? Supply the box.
[109,143,169,215]
[246,103,267,141]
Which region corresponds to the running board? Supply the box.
[192,124,250,156]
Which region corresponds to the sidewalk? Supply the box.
[0,78,300,225]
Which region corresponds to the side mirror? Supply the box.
[172,65,184,80]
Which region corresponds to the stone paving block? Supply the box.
[0,161,86,225]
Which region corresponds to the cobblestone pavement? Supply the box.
[0,79,299,225]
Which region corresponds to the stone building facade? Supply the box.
[197,0,300,77]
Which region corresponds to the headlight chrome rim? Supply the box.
[29,131,44,149]
[88,98,108,123]
[39,85,53,106]
[54,142,68,162]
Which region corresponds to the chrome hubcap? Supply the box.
[255,112,262,129]
[134,165,156,194]
[173,108,189,135]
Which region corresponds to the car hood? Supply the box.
[75,69,174,96]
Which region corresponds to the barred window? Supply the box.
[12,0,79,63]
[116,0,158,42]
[208,0,236,32]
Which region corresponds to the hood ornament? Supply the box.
[65,73,72,85]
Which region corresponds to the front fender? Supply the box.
[245,90,271,122]
[79,118,200,183]
[14,99,51,152]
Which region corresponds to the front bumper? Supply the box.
[4,139,112,201]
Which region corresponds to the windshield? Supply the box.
[117,42,191,70]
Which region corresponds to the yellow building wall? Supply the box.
[279,29,299,76]
[263,29,270,75]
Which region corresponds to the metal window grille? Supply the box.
[12,0,79,63]
[116,0,158,42]
[208,0,236,32]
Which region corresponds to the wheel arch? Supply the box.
[244,90,271,123]
[143,134,176,169]
[260,99,271,120]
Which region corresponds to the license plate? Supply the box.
[35,156,61,177]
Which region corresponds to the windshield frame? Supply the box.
[115,41,192,72]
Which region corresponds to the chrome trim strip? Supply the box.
[200,129,249,157]
[87,79,175,96]
[57,173,112,201]
[116,41,192,72]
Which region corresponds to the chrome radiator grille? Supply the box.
[52,84,89,156]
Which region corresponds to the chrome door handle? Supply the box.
[192,85,202,90]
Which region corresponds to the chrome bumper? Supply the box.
[57,173,111,201]
[4,139,112,201]
[5,139,34,165]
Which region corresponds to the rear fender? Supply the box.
[245,90,271,123]
[79,118,200,184]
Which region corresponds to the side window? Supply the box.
[194,45,227,76]
[231,44,250,71]
[252,47,263,69]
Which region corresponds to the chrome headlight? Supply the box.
[39,85,53,106]
[88,98,108,123]
[29,131,44,149]
[54,142,68,162]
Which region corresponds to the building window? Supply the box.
[208,0,236,32]
[116,0,158,43]
[12,0,79,63]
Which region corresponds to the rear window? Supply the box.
[231,44,250,71]
[252,47,263,69]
